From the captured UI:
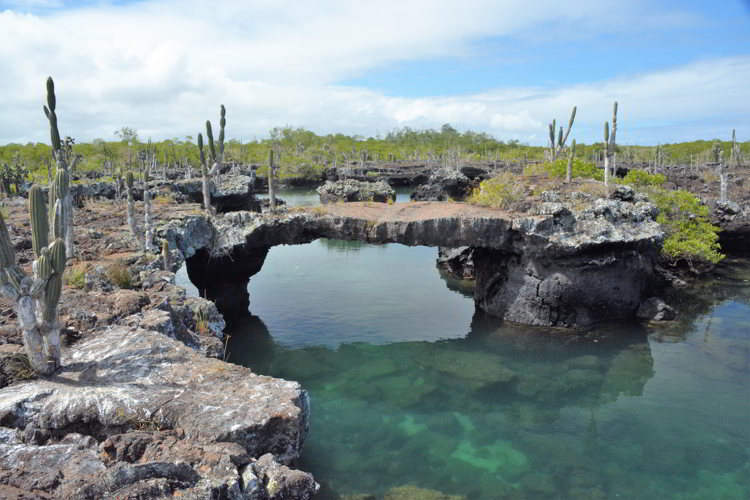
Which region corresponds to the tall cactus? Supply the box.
[566,139,576,184]
[43,77,75,259]
[603,101,618,188]
[142,158,154,252]
[0,185,66,374]
[198,105,226,215]
[268,148,276,211]
[125,172,140,238]
[548,106,576,161]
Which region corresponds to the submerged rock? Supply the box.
[317,179,396,204]
[383,485,467,500]
[636,297,676,321]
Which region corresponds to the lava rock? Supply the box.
[317,179,396,204]
[410,168,474,201]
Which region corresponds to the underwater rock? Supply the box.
[637,297,676,321]
[383,485,467,500]
[449,439,529,479]
[418,348,517,388]
[602,343,655,399]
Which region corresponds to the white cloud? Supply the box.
[0,1,746,145]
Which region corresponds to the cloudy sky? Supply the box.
[1,0,748,145]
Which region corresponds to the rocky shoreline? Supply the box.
[0,197,319,499]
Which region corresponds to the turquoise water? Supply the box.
[207,190,750,499]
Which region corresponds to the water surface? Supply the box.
[198,189,750,499]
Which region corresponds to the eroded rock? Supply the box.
[317,179,396,204]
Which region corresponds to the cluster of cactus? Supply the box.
[711,142,723,164]
[0,156,29,198]
[197,105,226,215]
[603,102,618,187]
[43,77,75,259]
[548,106,577,161]
[0,78,72,375]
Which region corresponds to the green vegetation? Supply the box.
[648,188,724,271]
[64,263,88,289]
[106,260,133,289]
[1,122,746,188]
[621,169,666,187]
[524,157,603,181]
[468,172,525,209]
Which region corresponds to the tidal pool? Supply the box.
[192,191,750,499]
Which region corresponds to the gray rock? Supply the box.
[161,199,663,327]
[437,247,475,280]
[715,199,741,216]
[317,179,396,204]
[0,327,310,464]
[611,185,635,202]
[410,168,474,201]
[636,297,676,321]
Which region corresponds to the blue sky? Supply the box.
[0,0,748,145]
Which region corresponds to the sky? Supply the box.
[0,0,748,146]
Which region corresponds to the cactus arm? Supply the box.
[206,121,216,163]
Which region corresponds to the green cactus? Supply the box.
[43,77,61,154]
[566,139,576,184]
[603,101,618,187]
[206,121,216,162]
[29,186,49,257]
[198,106,226,215]
[547,107,576,161]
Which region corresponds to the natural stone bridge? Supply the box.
[162,200,663,327]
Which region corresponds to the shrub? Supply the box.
[153,194,176,205]
[106,260,133,289]
[524,158,602,181]
[64,263,88,289]
[468,172,525,209]
[646,187,723,271]
[621,169,666,188]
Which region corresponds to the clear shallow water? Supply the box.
[195,190,750,499]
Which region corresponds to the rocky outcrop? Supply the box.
[437,247,475,280]
[171,174,261,212]
[162,195,663,327]
[411,168,475,201]
[317,179,396,204]
[325,163,432,186]
[0,327,316,499]
[713,199,750,255]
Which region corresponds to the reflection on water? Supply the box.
[218,190,750,499]
[255,186,414,206]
